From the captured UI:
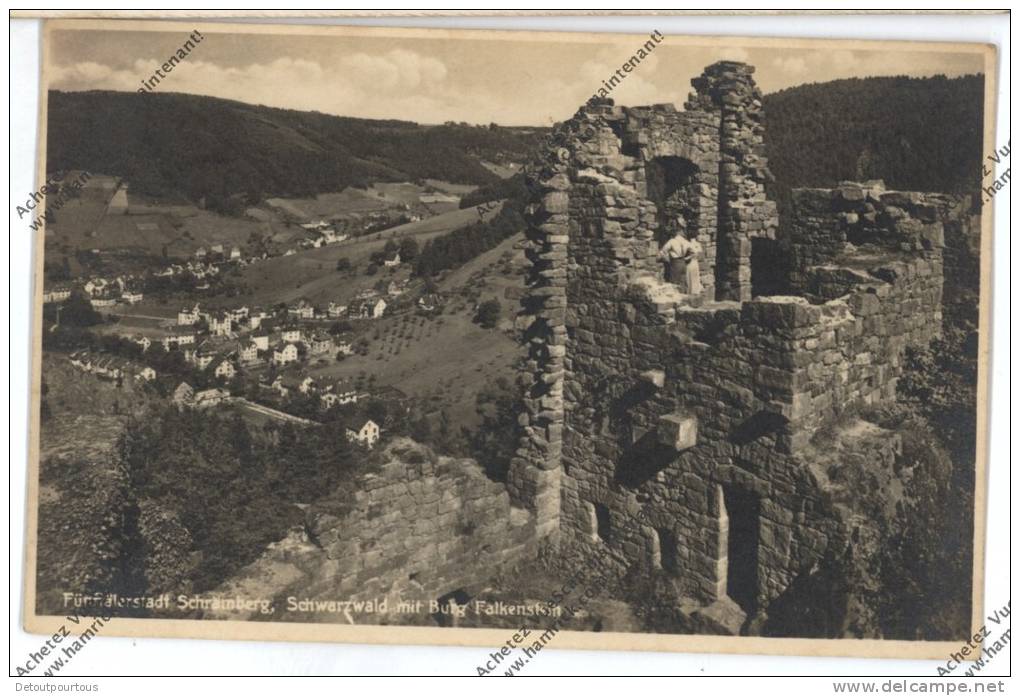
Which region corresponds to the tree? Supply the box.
[398,238,419,263]
[474,299,501,329]
[61,290,102,327]
[335,257,351,272]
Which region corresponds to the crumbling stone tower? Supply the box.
[508,62,961,631]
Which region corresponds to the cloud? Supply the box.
[49,49,461,122]
[771,56,809,76]
[339,49,447,91]
[707,46,751,62]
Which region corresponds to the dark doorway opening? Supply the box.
[723,485,760,613]
[656,527,680,574]
[750,237,787,297]
[645,156,700,248]
[594,503,612,543]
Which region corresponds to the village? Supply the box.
[42,224,453,451]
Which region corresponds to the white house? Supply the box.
[90,296,117,308]
[135,366,157,382]
[191,344,217,370]
[162,332,196,351]
[121,290,144,304]
[213,358,236,380]
[237,340,260,364]
[207,312,232,337]
[308,333,333,355]
[350,298,387,320]
[418,293,441,312]
[230,246,242,260]
[288,300,315,320]
[346,419,380,448]
[273,342,299,366]
[299,376,316,394]
[281,327,302,343]
[193,388,230,409]
[90,356,123,380]
[321,389,360,409]
[42,286,72,303]
[252,333,270,351]
[327,301,347,318]
[83,279,105,296]
[268,375,290,397]
[382,252,401,267]
[178,304,201,325]
[172,382,194,406]
[131,335,152,352]
[335,341,354,356]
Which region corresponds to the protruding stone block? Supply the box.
[657,413,698,451]
[640,369,666,388]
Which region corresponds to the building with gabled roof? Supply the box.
[346,418,380,448]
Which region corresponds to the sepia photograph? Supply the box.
[19,17,998,673]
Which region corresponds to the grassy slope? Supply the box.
[304,231,527,427]
[238,201,505,307]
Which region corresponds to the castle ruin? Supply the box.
[505,61,966,631]
[304,61,970,636]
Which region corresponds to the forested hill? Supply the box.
[763,74,985,209]
[47,74,984,215]
[46,90,542,207]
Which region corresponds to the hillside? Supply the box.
[763,74,985,214]
[46,74,982,222]
[46,90,542,213]
[236,201,508,307]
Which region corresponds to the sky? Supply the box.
[48,24,987,127]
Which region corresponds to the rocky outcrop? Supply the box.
[305,438,536,604]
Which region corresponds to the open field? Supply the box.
[264,180,464,221]
[41,353,151,419]
[299,228,527,426]
[44,175,489,273]
[307,307,521,427]
[478,160,520,179]
[238,200,505,307]
[437,230,526,309]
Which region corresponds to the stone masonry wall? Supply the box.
[690,62,779,301]
[307,438,535,605]
[509,62,955,629]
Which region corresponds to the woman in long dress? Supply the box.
[657,223,703,296]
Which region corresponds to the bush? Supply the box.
[474,299,501,329]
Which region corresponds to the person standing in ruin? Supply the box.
[657,219,703,295]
